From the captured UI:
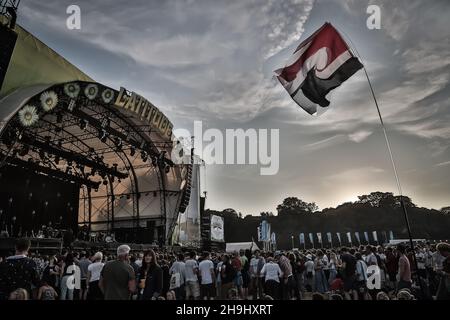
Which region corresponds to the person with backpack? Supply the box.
[169,253,185,300]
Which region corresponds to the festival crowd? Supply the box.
[0,238,449,300]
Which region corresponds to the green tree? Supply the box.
[222,208,238,218]
[276,197,318,215]
[357,192,394,207]
[393,196,416,208]
[440,206,450,214]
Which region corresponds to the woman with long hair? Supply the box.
[42,255,59,290]
[314,250,328,294]
[328,252,339,285]
[139,249,163,300]
[60,253,75,300]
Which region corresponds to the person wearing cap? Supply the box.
[304,254,315,292]
[99,245,136,300]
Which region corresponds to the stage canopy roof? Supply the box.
[0,19,192,243]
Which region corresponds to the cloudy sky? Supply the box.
[17,0,450,215]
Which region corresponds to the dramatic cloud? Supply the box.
[16,0,450,213]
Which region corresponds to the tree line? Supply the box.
[206,192,450,249]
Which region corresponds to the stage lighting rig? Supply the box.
[130,146,136,157]
[79,119,88,130]
[99,129,108,143]
[141,150,148,162]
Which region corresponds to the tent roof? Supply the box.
[0,18,93,99]
[226,241,260,252]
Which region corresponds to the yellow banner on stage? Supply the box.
[0,18,93,99]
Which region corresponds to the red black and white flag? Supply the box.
[275,22,363,115]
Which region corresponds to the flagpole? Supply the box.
[362,65,422,282]
[341,30,424,294]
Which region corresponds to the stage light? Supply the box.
[103,179,108,185]
[114,137,122,150]
[79,119,88,130]
[130,146,136,157]
[141,151,148,162]
[165,165,170,174]
[99,129,107,143]
[152,156,157,166]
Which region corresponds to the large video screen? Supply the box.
[210,215,224,242]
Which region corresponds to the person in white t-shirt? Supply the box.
[86,252,104,300]
[198,252,215,300]
[260,254,283,299]
[184,251,200,300]
[169,253,186,299]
